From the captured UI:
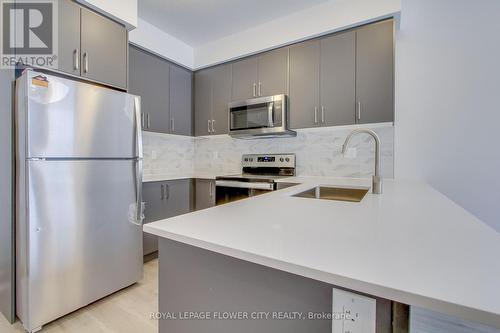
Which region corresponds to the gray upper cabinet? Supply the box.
[211,64,232,134]
[194,68,213,136]
[194,63,232,136]
[57,0,80,76]
[195,20,393,134]
[257,48,289,97]
[55,0,128,89]
[195,179,215,211]
[170,65,193,136]
[355,20,394,124]
[231,49,288,101]
[289,40,320,129]
[128,45,170,133]
[320,31,356,126]
[231,57,258,101]
[130,45,194,135]
[80,7,128,89]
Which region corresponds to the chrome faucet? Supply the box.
[342,129,382,194]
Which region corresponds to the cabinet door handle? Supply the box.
[170,118,175,132]
[209,182,213,197]
[165,184,170,199]
[73,49,79,71]
[258,82,262,96]
[147,113,150,129]
[208,120,211,133]
[357,102,362,121]
[253,83,257,97]
[314,107,318,124]
[141,112,144,128]
[160,184,164,200]
[211,119,215,133]
[321,106,325,123]
[83,52,89,73]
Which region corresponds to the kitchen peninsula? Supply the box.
[144,177,500,333]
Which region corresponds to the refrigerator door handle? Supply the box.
[134,97,144,225]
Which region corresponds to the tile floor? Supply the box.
[0,259,158,333]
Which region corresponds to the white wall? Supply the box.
[77,0,137,29]
[129,18,194,69]
[194,0,400,68]
[395,0,500,231]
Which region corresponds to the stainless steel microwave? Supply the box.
[228,94,296,138]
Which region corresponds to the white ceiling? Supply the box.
[138,0,330,47]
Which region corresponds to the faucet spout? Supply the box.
[342,129,382,194]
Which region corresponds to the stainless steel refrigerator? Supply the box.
[15,70,144,332]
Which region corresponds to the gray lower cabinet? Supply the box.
[195,179,216,211]
[142,179,191,256]
[289,39,321,129]
[355,20,394,124]
[194,63,232,136]
[57,0,80,76]
[231,48,289,101]
[170,65,193,136]
[129,45,170,133]
[80,7,128,89]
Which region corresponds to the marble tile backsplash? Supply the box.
[195,124,394,178]
[142,132,195,176]
[143,123,394,179]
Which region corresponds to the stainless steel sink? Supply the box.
[292,186,369,202]
[276,182,300,190]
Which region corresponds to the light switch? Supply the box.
[151,150,157,160]
[332,288,376,333]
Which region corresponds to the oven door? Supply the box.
[215,180,275,205]
[228,95,284,135]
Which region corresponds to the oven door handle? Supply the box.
[215,180,275,191]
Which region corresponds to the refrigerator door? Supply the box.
[19,159,143,331]
[21,70,139,158]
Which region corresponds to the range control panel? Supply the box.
[242,154,296,168]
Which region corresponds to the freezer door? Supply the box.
[19,160,143,331]
[20,70,140,158]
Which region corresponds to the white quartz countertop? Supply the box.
[144,176,500,328]
[142,173,217,182]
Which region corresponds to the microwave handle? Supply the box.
[268,102,274,127]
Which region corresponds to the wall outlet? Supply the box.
[332,288,376,333]
[344,147,357,159]
[151,150,157,160]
